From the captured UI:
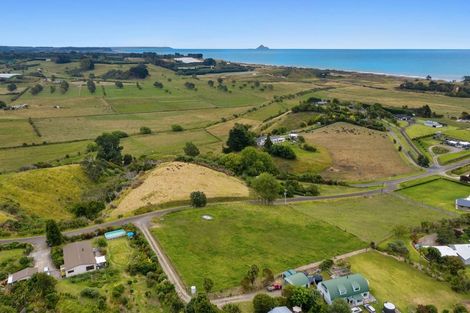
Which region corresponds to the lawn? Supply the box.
[348,252,467,312]
[0,165,94,219]
[152,203,365,291]
[398,178,470,213]
[0,248,27,281]
[289,194,455,243]
[438,150,470,165]
[406,123,446,139]
[56,238,161,313]
[274,143,332,174]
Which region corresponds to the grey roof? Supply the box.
[269,307,292,313]
[9,267,38,283]
[63,240,96,270]
[456,198,470,208]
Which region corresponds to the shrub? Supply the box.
[70,201,105,220]
[253,294,275,313]
[190,191,207,208]
[184,142,200,157]
[80,288,100,299]
[269,144,297,160]
[171,124,184,132]
[111,130,129,138]
[302,143,317,152]
[30,84,43,95]
[51,246,64,268]
[140,126,152,134]
[115,81,124,88]
[153,81,164,88]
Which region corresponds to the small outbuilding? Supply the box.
[7,267,38,285]
[104,229,127,240]
[284,272,310,288]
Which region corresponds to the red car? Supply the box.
[266,283,282,292]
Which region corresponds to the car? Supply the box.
[351,307,362,313]
[266,283,282,292]
[43,267,50,275]
[364,304,376,313]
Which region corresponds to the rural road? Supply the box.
[1,157,468,306]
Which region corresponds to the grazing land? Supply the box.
[274,143,332,174]
[397,178,470,213]
[289,194,454,243]
[302,123,415,181]
[111,162,250,217]
[0,164,94,220]
[151,202,365,291]
[348,251,467,312]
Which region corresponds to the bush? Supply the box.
[140,126,152,134]
[30,84,43,95]
[190,191,207,208]
[111,130,129,138]
[51,246,64,268]
[171,124,184,132]
[302,143,317,152]
[80,288,100,299]
[184,142,200,157]
[115,81,124,88]
[70,201,105,220]
[269,144,296,160]
[253,294,275,313]
[153,81,164,88]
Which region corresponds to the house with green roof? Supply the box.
[284,272,309,288]
[317,274,370,306]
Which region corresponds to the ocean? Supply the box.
[116,48,470,81]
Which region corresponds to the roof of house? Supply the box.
[452,244,470,261]
[319,274,369,300]
[431,245,459,257]
[63,240,96,270]
[268,307,292,313]
[95,255,107,264]
[7,267,38,284]
[456,197,470,207]
[285,272,309,287]
[282,269,297,277]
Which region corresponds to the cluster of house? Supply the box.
[444,139,470,149]
[427,244,470,265]
[256,133,299,147]
[6,229,133,285]
[281,270,374,307]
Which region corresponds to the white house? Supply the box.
[61,241,106,277]
[7,267,38,285]
[427,244,470,265]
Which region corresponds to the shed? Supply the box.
[7,267,38,285]
[104,229,127,240]
[285,272,309,288]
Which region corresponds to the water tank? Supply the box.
[191,286,197,295]
[383,302,396,313]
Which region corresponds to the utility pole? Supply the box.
[284,188,287,205]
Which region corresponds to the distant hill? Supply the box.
[256,44,270,50]
[0,46,113,53]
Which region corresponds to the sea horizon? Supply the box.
[116,48,470,81]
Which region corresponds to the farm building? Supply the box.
[61,241,106,277]
[104,229,127,240]
[7,267,38,285]
[256,133,298,147]
[0,73,21,80]
[424,120,443,128]
[282,269,297,278]
[284,272,310,288]
[317,274,371,306]
[456,196,470,210]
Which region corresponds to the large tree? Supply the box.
[251,173,281,204]
[225,124,255,152]
[95,132,123,164]
[328,299,350,313]
[184,142,200,157]
[80,58,95,71]
[252,294,275,313]
[45,220,63,246]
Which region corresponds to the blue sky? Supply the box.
[1,0,469,48]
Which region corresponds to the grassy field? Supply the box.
[111,162,250,218]
[0,248,27,280]
[289,194,454,243]
[438,149,470,165]
[406,123,446,139]
[0,140,90,172]
[398,178,470,213]
[0,165,94,219]
[57,238,161,313]
[302,123,415,181]
[274,143,332,174]
[151,202,365,291]
[349,252,467,312]
[0,119,42,148]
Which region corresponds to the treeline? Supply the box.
[399,80,470,98]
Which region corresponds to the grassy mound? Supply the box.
[0,165,94,220]
[111,162,250,217]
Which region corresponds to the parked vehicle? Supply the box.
[266,283,282,292]
[351,307,362,313]
[364,304,376,313]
